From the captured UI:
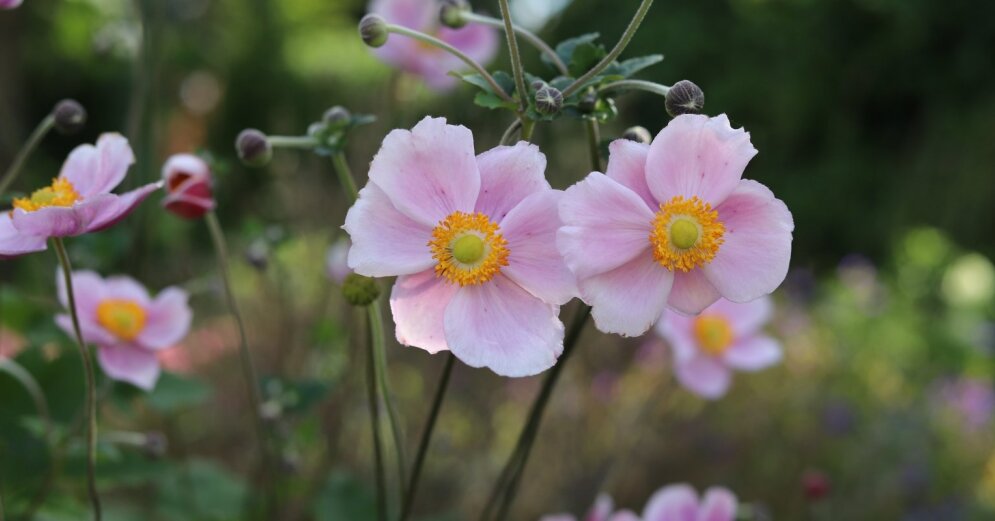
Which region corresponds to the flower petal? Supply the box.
[0,213,47,258]
[667,270,721,315]
[703,180,794,302]
[86,182,162,232]
[579,253,674,337]
[705,296,772,336]
[103,275,152,305]
[675,355,731,399]
[474,142,550,222]
[56,269,108,320]
[500,190,576,305]
[97,345,160,391]
[444,275,563,377]
[557,173,656,279]
[587,494,615,521]
[370,0,433,30]
[609,512,641,521]
[643,484,700,521]
[439,23,499,66]
[605,139,655,208]
[645,114,757,206]
[697,487,738,521]
[368,117,480,226]
[55,314,117,347]
[390,270,459,354]
[656,310,698,363]
[61,133,135,197]
[723,335,781,372]
[138,287,192,350]
[344,182,435,277]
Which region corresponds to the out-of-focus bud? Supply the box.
[323,106,352,126]
[236,128,272,167]
[578,92,598,113]
[0,0,24,10]
[439,0,470,29]
[801,470,831,502]
[342,273,380,306]
[143,432,168,458]
[360,14,389,48]
[534,85,563,116]
[326,238,352,284]
[52,99,87,135]
[161,154,215,219]
[622,126,652,144]
[246,239,269,271]
[665,79,705,117]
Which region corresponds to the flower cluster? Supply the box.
[541,484,737,521]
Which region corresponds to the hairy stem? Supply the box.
[499,119,522,146]
[562,0,655,97]
[369,303,407,515]
[496,0,529,113]
[331,152,359,202]
[584,118,603,172]
[599,79,671,98]
[462,12,568,76]
[0,114,54,201]
[366,309,388,521]
[267,135,319,149]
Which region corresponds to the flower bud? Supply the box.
[665,79,704,117]
[360,14,389,48]
[161,154,215,219]
[439,0,470,29]
[534,85,563,116]
[52,99,87,135]
[323,105,352,126]
[622,126,652,144]
[342,273,381,306]
[236,128,272,167]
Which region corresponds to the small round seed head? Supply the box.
[534,85,563,116]
[342,273,381,306]
[439,0,470,29]
[235,128,272,167]
[323,105,352,126]
[665,80,705,117]
[360,14,389,48]
[52,99,87,135]
[622,126,652,144]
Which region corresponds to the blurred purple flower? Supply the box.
[0,0,23,10]
[540,494,638,521]
[934,377,994,430]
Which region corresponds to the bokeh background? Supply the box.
[2,0,995,519]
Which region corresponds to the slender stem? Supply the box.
[599,79,671,98]
[499,120,522,146]
[52,238,102,521]
[584,119,603,172]
[386,24,514,103]
[400,353,456,521]
[562,0,655,97]
[331,152,359,202]
[462,12,568,76]
[366,309,388,521]
[266,135,319,149]
[369,303,407,515]
[520,119,536,142]
[496,0,528,113]
[0,115,54,201]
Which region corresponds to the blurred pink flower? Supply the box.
[935,377,994,429]
[326,238,352,284]
[656,296,781,399]
[540,494,638,521]
[344,117,576,377]
[158,318,238,374]
[0,328,26,359]
[642,484,737,521]
[0,0,23,9]
[54,271,192,390]
[557,114,794,337]
[368,0,498,90]
[161,153,215,219]
[0,134,161,259]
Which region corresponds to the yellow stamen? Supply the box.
[12,178,81,213]
[96,299,147,341]
[693,314,734,356]
[649,195,724,272]
[428,211,509,286]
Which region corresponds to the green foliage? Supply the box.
[314,471,377,521]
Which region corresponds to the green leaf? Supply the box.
[568,41,607,78]
[474,91,517,110]
[602,54,664,78]
[314,471,377,521]
[145,372,211,413]
[155,459,248,521]
[547,33,601,70]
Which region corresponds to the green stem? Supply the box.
[365,309,388,521]
[499,119,522,146]
[400,353,456,521]
[52,238,102,521]
[462,12,568,76]
[386,24,513,103]
[0,115,54,201]
[562,0,655,97]
[331,152,359,202]
[520,119,536,142]
[369,303,407,515]
[584,119,603,172]
[496,0,529,113]
[267,136,319,149]
[599,79,671,98]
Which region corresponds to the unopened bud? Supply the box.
[161,154,215,219]
[342,273,381,306]
[236,128,272,167]
[360,14,389,48]
[622,126,651,144]
[323,106,351,126]
[52,99,87,135]
[534,85,563,116]
[665,80,704,117]
[439,0,470,29]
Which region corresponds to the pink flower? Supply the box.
[0,328,26,359]
[161,153,215,219]
[326,238,352,284]
[344,117,575,377]
[55,271,193,390]
[0,134,161,259]
[642,484,738,521]
[0,0,23,9]
[158,318,238,374]
[656,297,781,399]
[369,0,498,90]
[557,114,794,336]
[540,494,639,521]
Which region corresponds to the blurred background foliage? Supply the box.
[1,0,994,519]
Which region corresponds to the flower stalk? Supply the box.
[599,79,671,98]
[365,307,388,521]
[496,0,529,114]
[0,114,54,201]
[562,0,656,97]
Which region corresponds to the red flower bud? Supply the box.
[161,154,215,219]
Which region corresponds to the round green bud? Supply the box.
[342,273,381,306]
[535,85,563,116]
[323,105,352,126]
[439,0,469,29]
[665,80,705,118]
[360,14,389,48]
[236,128,272,167]
[622,126,652,144]
[53,99,86,135]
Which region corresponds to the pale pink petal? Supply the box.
[368,117,480,226]
[56,143,99,195]
[55,314,117,347]
[586,494,614,521]
[344,182,435,277]
[103,275,152,305]
[656,311,698,363]
[439,22,499,69]
[85,181,162,232]
[723,336,781,372]
[137,287,192,350]
[579,253,673,337]
[609,512,640,521]
[675,355,731,399]
[326,239,352,284]
[697,488,737,521]
[370,0,433,30]
[474,142,550,222]
[703,180,793,302]
[0,0,25,9]
[0,213,47,258]
[605,139,655,208]
[645,114,757,206]
[499,190,576,305]
[444,275,563,377]
[97,345,160,391]
[10,203,96,237]
[56,270,108,321]
[61,134,135,197]
[667,270,721,315]
[643,484,700,521]
[705,296,772,336]
[557,173,655,279]
[539,516,576,521]
[390,270,459,354]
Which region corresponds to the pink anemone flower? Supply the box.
[0,0,23,9]
[55,270,193,390]
[557,114,794,337]
[161,153,215,219]
[344,117,576,377]
[540,494,639,521]
[369,0,498,90]
[0,133,161,259]
[656,296,781,399]
[642,484,738,521]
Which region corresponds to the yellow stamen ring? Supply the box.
[692,314,735,356]
[429,211,509,286]
[12,177,82,213]
[96,299,147,341]
[649,196,725,272]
